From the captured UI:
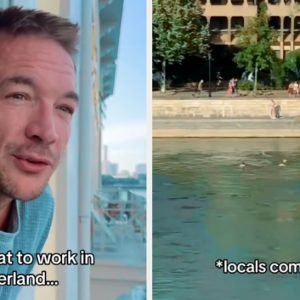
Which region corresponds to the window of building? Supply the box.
[231,0,244,4]
[210,17,228,31]
[269,16,281,30]
[284,17,291,32]
[210,0,228,5]
[231,17,244,29]
[295,16,300,31]
[268,0,281,4]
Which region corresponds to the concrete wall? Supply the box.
[153,99,300,118]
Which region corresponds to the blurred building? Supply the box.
[102,145,119,176]
[135,163,146,175]
[102,162,119,176]
[118,170,131,178]
[108,162,119,176]
[201,0,300,58]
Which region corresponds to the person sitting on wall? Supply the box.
[287,82,294,96]
[293,81,299,96]
[270,99,281,119]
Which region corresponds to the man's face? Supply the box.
[0,34,77,201]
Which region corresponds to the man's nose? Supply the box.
[25,105,58,144]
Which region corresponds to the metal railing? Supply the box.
[91,191,146,265]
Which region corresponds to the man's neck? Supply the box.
[0,197,14,231]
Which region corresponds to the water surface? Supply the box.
[153,138,300,300]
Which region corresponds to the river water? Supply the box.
[153,138,300,300]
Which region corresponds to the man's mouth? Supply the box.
[12,154,52,174]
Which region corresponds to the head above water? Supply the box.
[0,7,79,203]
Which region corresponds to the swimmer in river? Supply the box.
[240,161,246,168]
[278,159,287,167]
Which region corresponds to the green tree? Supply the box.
[271,57,285,88]
[153,0,209,92]
[284,49,300,80]
[233,3,278,90]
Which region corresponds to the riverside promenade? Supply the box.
[153,89,300,138]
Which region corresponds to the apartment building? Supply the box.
[200,0,300,58]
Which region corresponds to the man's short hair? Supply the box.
[0,6,79,56]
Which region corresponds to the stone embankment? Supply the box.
[153,99,300,137]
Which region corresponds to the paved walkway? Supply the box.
[153,89,290,100]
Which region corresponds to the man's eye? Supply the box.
[58,105,74,115]
[6,93,28,100]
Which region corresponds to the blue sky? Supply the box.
[103,0,147,173]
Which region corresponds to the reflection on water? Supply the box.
[153,138,300,300]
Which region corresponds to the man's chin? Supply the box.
[17,192,44,201]
[0,169,50,201]
[10,183,46,201]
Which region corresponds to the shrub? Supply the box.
[239,80,254,90]
[238,80,269,91]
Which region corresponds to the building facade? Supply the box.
[201,0,300,58]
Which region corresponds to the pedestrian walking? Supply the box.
[197,79,204,94]
[234,78,239,96]
[216,72,223,90]
[192,79,204,97]
[227,78,234,96]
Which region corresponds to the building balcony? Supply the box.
[203,2,257,17]
[266,2,296,16]
[91,189,146,299]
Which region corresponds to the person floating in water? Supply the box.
[278,159,287,167]
[240,161,246,168]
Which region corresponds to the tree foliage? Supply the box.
[233,3,278,74]
[153,0,209,91]
[284,49,300,80]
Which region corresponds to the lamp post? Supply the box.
[208,50,212,98]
